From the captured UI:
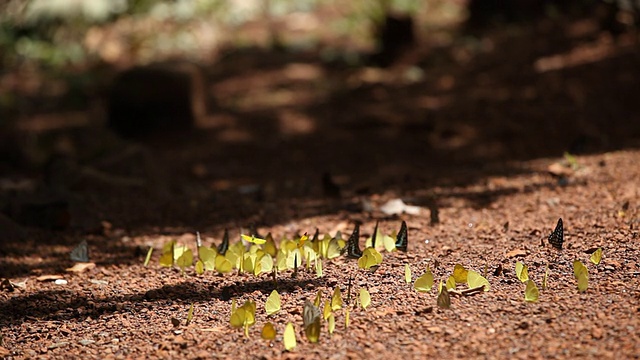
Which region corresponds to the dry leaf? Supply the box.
[505,249,527,258]
[547,162,573,177]
[427,326,442,333]
[11,279,27,289]
[379,199,421,215]
[36,274,64,282]
[66,262,96,273]
[199,327,225,332]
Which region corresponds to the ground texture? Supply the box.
[1,18,640,360]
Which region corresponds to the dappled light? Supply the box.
[1,1,640,358]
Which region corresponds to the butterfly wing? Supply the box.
[345,224,362,259]
[70,240,89,262]
[303,301,322,343]
[371,221,379,249]
[395,221,408,252]
[218,228,230,255]
[548,218,564,250]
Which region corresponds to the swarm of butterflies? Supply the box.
[67,217,603,348]
[230,281,364,349]
[142,220,410,277]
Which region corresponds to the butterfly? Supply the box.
[345,224,363,259]
[70,240,89,262]
[548,218,564,250]
[303,300,322,343]
[437,281,451,309]
[395,220,408,252]
[218,228,229,255]
[371,221,379,249]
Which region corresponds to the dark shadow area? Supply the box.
[0,273,326,328]
[1,2,639,266]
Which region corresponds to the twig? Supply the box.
[448,285,485,297]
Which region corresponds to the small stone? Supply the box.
[591,326,604,339]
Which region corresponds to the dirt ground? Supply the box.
[1,16,640,359]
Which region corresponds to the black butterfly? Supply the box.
[70,240,89,262]
[345,224,363,259]
[218,228,230,255]
[371,221,379,249]
[548,218,564,250]
[395,220,408,252]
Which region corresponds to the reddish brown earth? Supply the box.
[1,19,640,359]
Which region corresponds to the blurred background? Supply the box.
[0,0,638,232]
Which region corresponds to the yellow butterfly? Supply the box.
[327,313,336,334]
[314,290,323,307]
[186,303,194,326]
[404,264,412,283]
[331,286,343,311]
[542,264,549,290]
[515,261,529,282]
[316,258,323,277]
[174,244,193,272]
[467,270,490,291]
[265,289,281,316]
[297,232,309,249]
[195,259,205,275]
[359,288,371,310]
[143,247,153,267]
[590,248,603,265]
[326,238,344,259]
[452,264,468,283]
[323,300,332,320]
[344,308,350,329]
[230,300,256,337]
[241,234,266,245]
[414,267,434,292]
[573,260,588,292]
[446,275,456,290]
[357,247,383,271]
[159,240,176,267]
[283,323,296,351]
[215,254,233,273]
[263,233,278,257]
[198,245,218,271]
[524,280,539,302]
[261,322,276,340]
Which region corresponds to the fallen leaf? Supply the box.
[48,341,70,350]
[66,262,96,273]
[11,279,27,289]
[379,199,421,215]
[547,162,573,177]
[199,327,225,332]
[37,274,64,282]
[505,249,527,258]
